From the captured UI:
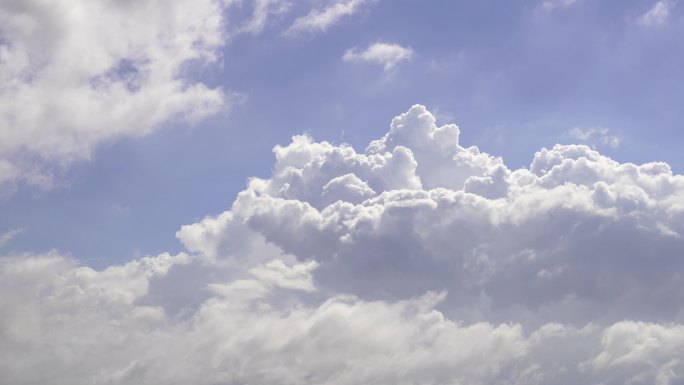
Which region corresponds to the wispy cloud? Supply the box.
[231,0,291,36]
[343,42,414,70]
[0,228,25,247]
[567,127,621,148]
[638,0,676,27]
[541,0,578,11]
[284,0,371,36]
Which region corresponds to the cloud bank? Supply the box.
[3,105,684,384]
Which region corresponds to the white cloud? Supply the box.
[0,228,24,247]
[248,258,319,291]
[589,322,684,384]
[567,127,621,148]
[343,42,414,70]
[230,0,292,36]
[5,105,684,383]
[0,0,234,192]
[638,0,676,27]
[0,253,531,385]
[4,251,684,384]
[541,0,578,11]
[592,322,684,369]
[284,0,371,36]
[179,105,684,325]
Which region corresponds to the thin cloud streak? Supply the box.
[343,42,414,70]
[284,0,372,36]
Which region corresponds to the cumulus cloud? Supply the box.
[4,105,684,383]
[284,0,372,36]
[590,322,684,382]
[638,0,676,26]
[0,0,234,191]
[343,42,414,70]
[179,105,684,326]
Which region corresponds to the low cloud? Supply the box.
[4,252,684,384]
[4,105,684,383]
[343,42,414,70]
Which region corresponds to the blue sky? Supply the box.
[2,0,682,265]
[3,1,684,383]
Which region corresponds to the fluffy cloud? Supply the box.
[4,252,684,384]
[180,105,684,325]
[0,0,233,191]
[590,322,684,384]
[284,0,372,36]
[343,42,414,70]
[4,105,684,383]
[0,253,528,385]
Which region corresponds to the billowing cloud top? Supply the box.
[4,106,684,384]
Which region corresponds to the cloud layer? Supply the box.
[3,105,684,384]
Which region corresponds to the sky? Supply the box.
[2,0,684,384]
